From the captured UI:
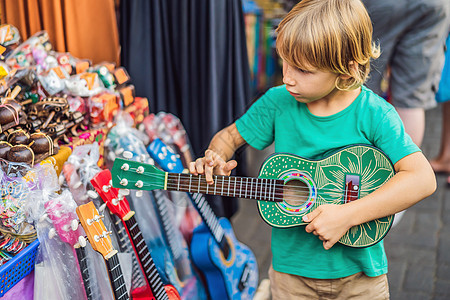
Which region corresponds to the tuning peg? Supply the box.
[136,166,144,174]
[39,213,49,223]
[87,190,98,199]
[99,203,107,213]
[71,219,79,231]
[118,189,130,197]
[115,148,124,156]
[121,163,130,171]
[112,198,119,206]
[140,154,147,163]
[168,163,175,170]
[58,174,65,186]
[135,180,144,188]
[136,190,143,198]
[73,181,82,189]
[120,178,128,186]
[94,230,112,242]
[137,123,145,132]
[48,228,57,239]
[108,151,116,161]
[123,151,133,159]
[102,184,111,193]
[104,138,111,147]
[78,236,87,247]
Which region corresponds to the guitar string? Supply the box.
[116,175,367,204]
[121,175,364,203]
[128,169,363,194]
[125,217,168,299]
[165,182,343,203]
[122,169,371,199]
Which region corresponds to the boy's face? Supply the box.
[282,61,340,104]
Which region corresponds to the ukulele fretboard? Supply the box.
[105,253,129,300]
[75,245,92,300]
[190,192,224,244]
[167,173,284,202]
[110,212,146,289]
[124,216,169,300]
[153,190,183,260]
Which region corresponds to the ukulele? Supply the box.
[147,138,259,300]
[91,169,180,300]
[45,196,92,300]
[106,124,207,299]
[76,201,130,300]
[111,144,395,248]
[142,113,193,167]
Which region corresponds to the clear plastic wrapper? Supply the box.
[105,115,207,299]
[0,158,37,238]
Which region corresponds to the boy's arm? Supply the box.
[189,123,246,184]
[303,151,437,250]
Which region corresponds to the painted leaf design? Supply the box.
[321,165,345,184]
[339,150,360,174]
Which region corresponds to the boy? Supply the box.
[189,0,436,298]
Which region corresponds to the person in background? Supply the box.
[430,33,450,184]
[189,0,436,298]
[362,0,449,147]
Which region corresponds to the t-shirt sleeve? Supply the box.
[372,107,421,165]
[235,90,277,150]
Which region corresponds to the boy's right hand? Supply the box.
[189,149,237,185]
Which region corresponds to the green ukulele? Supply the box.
[111,144,395,248]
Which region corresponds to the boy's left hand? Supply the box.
[303,204,353,250]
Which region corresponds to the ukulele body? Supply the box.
[257,145,395,247]
[190,217,258,300]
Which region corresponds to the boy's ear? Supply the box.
[339,61,358,80]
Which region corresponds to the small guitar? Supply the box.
[76,201,130,300]
[142,113,193,167]
[147,138,259,300]
[45,196,92,300]
[91,169,180,300]
[106,124,207,299]
[112,144,395,248]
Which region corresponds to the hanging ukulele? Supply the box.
[91,169,180,300]
[76,201,130,300]
[105,122,207,299]
[45,195,92,300]
[112,144,395,248]
[147,138,259,300]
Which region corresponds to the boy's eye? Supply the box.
[295,67,311,74]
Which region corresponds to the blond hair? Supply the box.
[276,0,380,90]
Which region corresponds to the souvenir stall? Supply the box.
[0,24,261,300]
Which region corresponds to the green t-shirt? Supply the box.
[235,85,420,279]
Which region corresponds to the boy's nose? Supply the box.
[282,62,296,86]
[283,74,295,86]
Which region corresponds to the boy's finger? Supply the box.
[204,150,217,167]
[223,160,238,173]
[305,223,315,233]
[194,158,206,174]
[302,207,321,223]
[323,240,335,250]
[188,161,198,175]
[204,163,215,184]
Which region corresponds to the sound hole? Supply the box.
[283,179,309,206]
